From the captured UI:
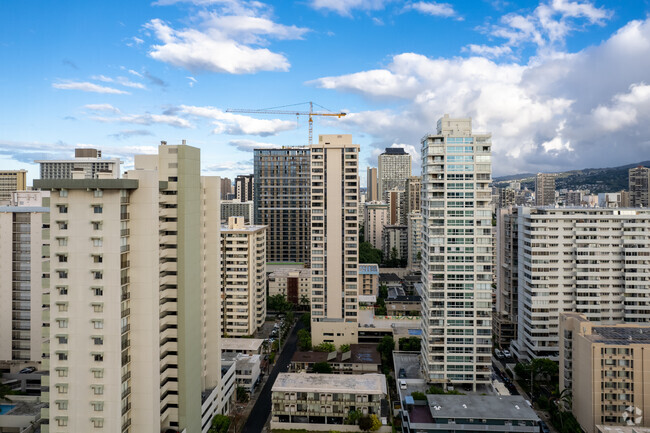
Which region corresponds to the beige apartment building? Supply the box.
[364,201,388,250]
[36,142,226,433]
[378,147,411,200]
[629,166,650,208]
[310,135,359,346]
[221,217,266,337]
[358,264,379,297]
[534,173,556,206]
[406,175,421,214]
[36,148,122,180]
[268,268,311,306]
[407,211,422,271]
[560,313,650,433]
[367,167,378,202]
[0,192,49,363]
[0,170,27,202]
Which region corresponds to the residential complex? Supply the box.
[382,225,407,262]
[406,176,421,214]
[387,188,406,225]
[235,174,254,202]
[36,148,121,180]
[364,201,388,250]
[407,211,423,271]
[534,173,556,206]
[220,177,232,199]
[271,373,388,431]
[420,114,493,390]
[220,216,267,337]
[629,166,650,207]
[0,170,27,202]
[509,207,650,362]
[221,200,254,223]
[253,147,311,265]
[0,192,49,363]
[367,167,378,202]
[358,264,380,298]
[268,268,311,306]
[290,344,381,374]
[35,142,227,433]
[310,135,359,346]
[378,147,411,200]
[494,206,519,349]
[560,313,650,433]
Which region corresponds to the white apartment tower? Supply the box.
[378,148,411,200]
[364,201,388,250]
[310,135,360,346]
[420,114,493,390]
[510,207,650,362]
[220,216,267,336]
[36,142,225,433]
[36,148,122,180]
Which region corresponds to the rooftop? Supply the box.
[0,206,49,213]
[423,395,538,422]
[359,264,380,275]
[273,372,387,394]
[269,268,311,279]
[592,326,650,345]
[292,344,381,365]
[379,273,402,283]
[222,338,264,352]
[381,148,408,155]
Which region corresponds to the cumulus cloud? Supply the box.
[89,108,192,128]
[52,81,129,94]
[406,2,459,19]
[108,129,154,140]
[310,18,650,175]
[84,103,122,114]
[228,139,280,151]
[144,2,308,74]
[309,0,392,16]
[180,105,295,136]
[204,159,254,173]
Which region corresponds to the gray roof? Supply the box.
[425,395,539,421]
[593,326,650,345]
[0,206,49,213]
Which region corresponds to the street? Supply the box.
[240,315,305,433]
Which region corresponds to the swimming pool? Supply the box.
[0,404,15,415]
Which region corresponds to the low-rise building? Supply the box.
[359,264,380,297]
[221,200,254,223]
[382,225,408,262]
[290,344,381,374]
[221,338,264,356]
[560,313,650,433]
[222,352,262,393]
[268,268,311,306]
[385,295,421,316]
[271,373,388,431]
[400,395,540,433]
[201,362,236,432]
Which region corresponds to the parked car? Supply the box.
[398,368,406,378]
[399,380,407,390]
[19,367,36,374]
[502,349,511,358]
[494,349,503,358]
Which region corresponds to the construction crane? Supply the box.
[226,101,347,146]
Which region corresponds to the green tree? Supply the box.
[399,337,421,352]
[377,335,395,368]
[312,362,333,374]
[268,294,293,313]
[359,415,381,432]
[208,414,231,433]
[345,410,362,425]
[313,342,336,352]
[339,344,351,353]
[360,242,382,264]
[297,329,312,351]
[286,311,295,325]
[299,295,310,310]
[236,386,249,403]
[411,392,427,400]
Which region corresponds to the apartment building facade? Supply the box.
[310,135,359,346]
[253,147,311,265]
[220,217,267,336]
[629,166,650,208]
[407,211,423,271]
[534,173,555,206]
[268,268,311,306]
[420,114,493,390]
[234,174,254,203]
[510,207,650,362]
[367,167,378,202]
[0,170,27,202]
[36,148,121,180]
[494,206,519,349]
[378,148,411,200]
[406,176,421,214]
[364,201,388,250]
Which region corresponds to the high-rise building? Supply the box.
[534,173,556,206]
[629,166,650,207]
[36,142,227,433]
[220,217,267,337]
[0,192,49,363]
[235,174,254,203]
[387,188,406,225]
[310,135,359,346]
[378,148,411,200]
[494,206,519,349]
[366,167,378,202]
[508,207,650,362]
[560,313,650,433]
[36,148,122,180]
[382,225,408,263]
[253,147,311,265]
[0,170,27,202]
[565,190,584,206]
[221,200,254,223]
[363,201,388,250]
[220,178,233,200]
[497,187,515,208]
[407,211,422,271]
[406,176,421,214]
[420,114,493,390]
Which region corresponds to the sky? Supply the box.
[1,0,650,185]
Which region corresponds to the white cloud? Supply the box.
[406,2,458,18]
[180,105,295,136]
[84,104,122,114]
[310,18,650,175]
[52,81,130,95]
[144,2,308,74]
[308,0,392,16]
[228,139,280,151]
[91,74,146,89]
[128,69,143,78]
[91,111,192,128]
[464,44,513,58]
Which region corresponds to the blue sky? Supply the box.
[1,0,650,184]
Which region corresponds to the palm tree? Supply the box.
[550,388,572,430]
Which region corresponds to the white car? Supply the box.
[494,349,503,358]
[503,349,511,358]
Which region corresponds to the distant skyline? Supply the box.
[1,0,650,184]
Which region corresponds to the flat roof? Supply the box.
[273,373,387,394]
[592,326,650,345]
[221,338,264,351]
[596,426,650,433]
[269,268,311,278]
[34,178,138,190]
[424,395,539,421]
[0,206,49,213]
[292,344,381,365]
[379,273,402,282]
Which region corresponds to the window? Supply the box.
[93,205,103,214]
[92,271,103,280]
[56,367,68,377]
[57,221,68,230]
[58,254,68,263]
[58,205,68,214]
[91,401,104,411]
[57,352,68,361]
[92,369,104,379]
[59,190,68,198]
[91,384,104,394]
[55,383,68,394]
[92,418,104,428]
[92,238,103,247]
[57,237,68,246]
[93,287,103,296]
[57,303,68,312]
[93,353,104,362]
[93,189,103,198]
[92,221,102,230]
[92,320,103,329]
[57,319,68,329]
[56,416,68,426]
[93,337,103,345]
[57,286,68,296]
[57,270,68,279]
[93,255,103,263]
[55,400,68,410]
[92,303,103,313]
